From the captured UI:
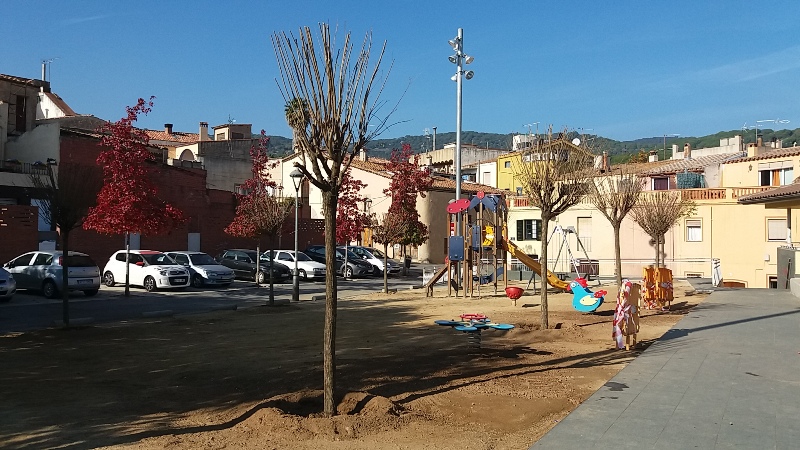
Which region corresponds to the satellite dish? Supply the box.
[572,138,581,146]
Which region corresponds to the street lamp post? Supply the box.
[290,168,304,302]
[448,27,474,233]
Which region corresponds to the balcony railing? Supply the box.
[0,160,48,175]
[510,186,777,209]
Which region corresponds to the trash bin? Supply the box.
[404,256,412,269]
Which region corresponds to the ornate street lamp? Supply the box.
[290,168,304,302]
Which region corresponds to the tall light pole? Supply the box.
[448,28,474,233]
[432,126,437,152]
[290,168,304,302]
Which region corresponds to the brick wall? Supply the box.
[44,133,325,266]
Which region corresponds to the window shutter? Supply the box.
[767,219,787,241]
[516,220,524,241]
[535,220,542,240]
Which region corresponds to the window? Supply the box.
[504,161,511,168]
[10,253,34,267]
[768,276,778,289]
[652,177,669,190]
[516,187,523,196]
[516,219,542,241]
[758,161,793,186]
[172,254,189,265]
[767,218,787,241]
[15,95,27,132]
[685,219,702,242]
[577,217,592,251]
[216,132,226,140]
[33,253,53,265]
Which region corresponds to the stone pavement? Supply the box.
[531,287,800,449]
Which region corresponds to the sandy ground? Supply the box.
[0,280,705,450]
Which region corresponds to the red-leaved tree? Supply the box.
[335,171,373,277]
[84,97,185,296]
[383,143,433,273]
[225,131,292,305]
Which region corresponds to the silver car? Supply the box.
[4,251,101,298]
[166,251,235,288]
[0,267,16,302]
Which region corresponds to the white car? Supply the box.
[345,246,401,276]
[266,250,327,280]
[166,251,235,288]
[102,250,190,292]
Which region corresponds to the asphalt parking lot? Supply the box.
[0,269,428,334]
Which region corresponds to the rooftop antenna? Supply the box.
[41,57,59,82]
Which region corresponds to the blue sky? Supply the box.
[4,0,800,142]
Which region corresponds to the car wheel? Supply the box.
[344,266,353,279]
[42,280,58,299]
[256,271,267,284]
[83,289,99,297]
[103,271,115,287]
[191,275,204,288]
[298,269,307,280]
[143,276,157,292]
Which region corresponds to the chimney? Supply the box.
[747,143,759,158]
[602,151,609,172]
[199,122,209,141]
[757,136,763,148]
[164,123,173,135]
[359,148,368,162]
[648,150,658,162]
[683,143,691,160]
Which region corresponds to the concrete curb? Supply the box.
[210,305,238,312]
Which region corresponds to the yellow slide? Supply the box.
[501,238,570,291]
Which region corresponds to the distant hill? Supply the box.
[264,128,800,162]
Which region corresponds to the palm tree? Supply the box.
[284,98,309,154]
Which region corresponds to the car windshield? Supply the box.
[66,255,97,267]
[141,253,177,265]
[367,248,385,259]
[295,252,312,262]
[337,249,360,260]
[189,253,218,265]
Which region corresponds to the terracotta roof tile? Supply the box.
[641,152,745,175]
[738,180,800,204]
[0,73,47,87]
[144,129,202,145]
[726,146,800,163]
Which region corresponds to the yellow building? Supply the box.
[505,140,798,288]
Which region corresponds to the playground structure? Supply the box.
[422,191,607,312]
[435,313,515,349]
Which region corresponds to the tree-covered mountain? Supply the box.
[264,128,800,162]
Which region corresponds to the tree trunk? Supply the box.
[61,230,70,327]
[540,217,550,330]
[322,190,339,417]
[124,232,130,297]
[653,235,660,268]
[255,243,261,288]
[268,236,275,306]
[382,245,388,293]
[613,222,622,288]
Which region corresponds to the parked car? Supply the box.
[165,251,235,288]
[263,250,326,280]
[215,249,291,284]
[102,250,190,292]
[304,245,374,278]
[0,267,17,302]
[4,251,101,298]
[343,246,401,276]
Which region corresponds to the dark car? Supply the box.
[304,245,374,278]
[215,249,291,284]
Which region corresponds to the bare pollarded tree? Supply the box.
[513,128,595,330]
[272,23,393,417]
[630,191,695,268]
[589,165,644,287]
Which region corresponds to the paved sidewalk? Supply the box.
[531,288,800,449]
